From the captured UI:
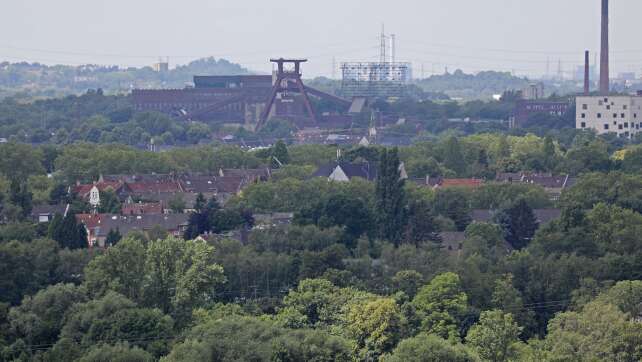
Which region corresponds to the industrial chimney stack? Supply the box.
[599,0,609,95]
[584,50,590,95]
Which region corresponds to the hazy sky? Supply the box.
[1,0,641,79]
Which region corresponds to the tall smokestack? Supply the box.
[584,50,590,95]
[599,0,609,95]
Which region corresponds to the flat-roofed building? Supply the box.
[576,95,642,138]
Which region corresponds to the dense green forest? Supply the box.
[1,125,642,360]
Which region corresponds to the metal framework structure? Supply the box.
[340,62,412,98]
[258,58,317,129]
[340,27,412,98]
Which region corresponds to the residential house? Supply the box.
[471,208,562,226]
[31,204,68,223]
[180,175,246,204]
[73,181,129,207]
[121,201,164,215]
[76,213,189,247]
[496,172,577,200]
[311,162,408,182]
[413,177,483,189]
[312,162,377,182]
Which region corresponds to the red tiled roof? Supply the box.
[76,213,104,228]
[73,181,123,196]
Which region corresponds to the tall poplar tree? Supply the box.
[375,148,406,245]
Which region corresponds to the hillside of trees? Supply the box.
[1,127,642,360]
[0,58,250,99]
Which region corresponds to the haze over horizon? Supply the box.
[1,0,641,79]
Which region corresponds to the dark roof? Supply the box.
[134,192,215,208]
[495,172,575,189]
[31,204,66,216]
[471,209,561,225]
[180,175,245,194]
[439,231,466,254]
[93,214,189,237]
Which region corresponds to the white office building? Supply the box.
[576,95,642,138]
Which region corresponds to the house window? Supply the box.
[619,124,623,130]
[623,105,628,110]
[581,113,586,118]
[621,113,625,118]
[604,124,609,130]
[606,105,611,110]
[635,113,638,118]
[580,122,586,128]
[597,113,602,118]
[582,104,588,110]
[604,98,608,102]
[624,132,630,137]
[613,113,618,118]
[624,122,629,128]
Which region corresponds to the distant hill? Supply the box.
[415,69,530,100]
[0,57,251,99]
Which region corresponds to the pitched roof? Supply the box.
[180,175,245,194]
[73,181,124,196]
[80,213,189,237]
[496,172,575,189]
[126,181,182,193]
[439,231,466,254]
[312,162,377,181]
[471,208,562,225]
[440,178,483,188]
[121,202,163,215]
[31,204,67,216]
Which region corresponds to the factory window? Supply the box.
[604,124,609,130]
[581,113,586,118]
[597,113,602,118]
[580,122,586,128]
[582,104,588,110]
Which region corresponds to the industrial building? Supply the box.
[577,95,642,138]
[132,59,354,130]
[573,0,642,138]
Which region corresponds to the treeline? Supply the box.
[0,57,249,99]
[0,86,586,147]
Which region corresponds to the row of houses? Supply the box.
[312,162,576,199]
[73,168,271,211]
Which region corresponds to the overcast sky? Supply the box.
[1,0,641,79]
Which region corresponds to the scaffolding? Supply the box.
[340,61,412,98]
[340,26,412,98]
